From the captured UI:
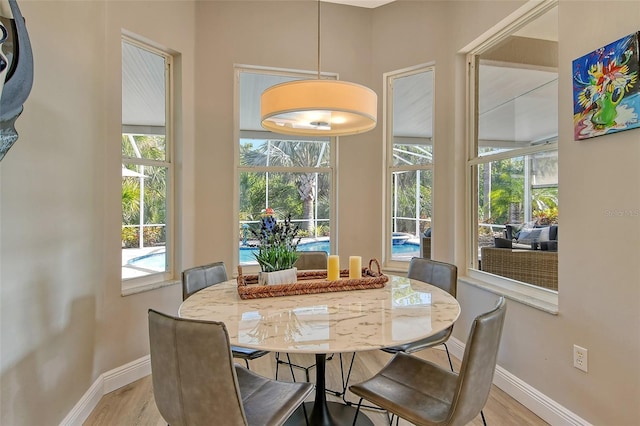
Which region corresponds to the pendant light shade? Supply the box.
[260,0,377,137]
[261,80,377,136]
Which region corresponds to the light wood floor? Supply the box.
[84,348,548,426]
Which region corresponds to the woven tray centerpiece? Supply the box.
[236,258,388,299]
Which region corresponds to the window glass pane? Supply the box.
[122,134,166,161]
[240,139,330,168]
[476,155,559,284]
[477,154,559,230]
[239,171,331,265]
[390,169,432,261]
[392,70,433,166]
[387,67,433,264]
[122,41,166,160]
[122,164,168,278]
[121,40,170,283]
[531,150,558,187]
[392,143,433,167]
[239,73,305,131]
[478,64,558,157]
[478,157,524,226]
[238,68,335,269]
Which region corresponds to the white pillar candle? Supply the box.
[327,255,340,281]
[349,256,362,279]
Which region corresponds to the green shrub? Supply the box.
[143,226,165,246]
[122,227,139,248]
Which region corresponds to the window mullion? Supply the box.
[123,157,171,168]
[469,142,558,166]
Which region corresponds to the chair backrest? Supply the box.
[293,251,328,270]
[148,309,247,426]
[182,261,228,301]
[407,257,457,298]
[447,297,507,425]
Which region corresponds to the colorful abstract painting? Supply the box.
[573,31,640,140]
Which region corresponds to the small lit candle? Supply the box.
[349,256,362,279]
[327,255,340,281]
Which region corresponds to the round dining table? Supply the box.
[179,273,460,426]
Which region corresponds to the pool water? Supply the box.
[128,240,420,269]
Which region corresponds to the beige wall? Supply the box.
[0,1,195,424]
[449,2,640,425]
[1,0,639,425]
[553,1,640,422]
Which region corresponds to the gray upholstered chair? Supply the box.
[148,309,313,426]
[382,257,458,371]
[276,251,330,382]
[350,297,507,426]
[340,258,459,409]
[182,262,269,369]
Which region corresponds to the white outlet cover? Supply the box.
[573,345,588,372]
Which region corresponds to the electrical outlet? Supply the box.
[573,345,588,372]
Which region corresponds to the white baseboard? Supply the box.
[60,355,151,426]
[63,343,591,426]
[448,337,591,426]
[103,355,151,394]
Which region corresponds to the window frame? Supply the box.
[121,36,176,295]
[383,63,435,270]
[464,0,560,309]
[234,65,337,273]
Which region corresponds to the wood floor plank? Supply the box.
[84,349,548,426]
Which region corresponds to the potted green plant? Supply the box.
[250,209,301,285]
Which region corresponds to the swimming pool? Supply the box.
[128,240,420,269]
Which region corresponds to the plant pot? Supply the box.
[258,267,298,285]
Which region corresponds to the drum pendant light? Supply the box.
[260,1,377,137]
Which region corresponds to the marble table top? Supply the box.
[179,274,460,354]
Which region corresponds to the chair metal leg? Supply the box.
[276,352,315,382]
[443,342,454,372]
[301,399,309,426]
[276,352,342,396]
[481,409,487,425]
[389,413,399,426]
[285,353,297,381]
[340,352,356,397]
[352,398,363,426]
[340,353,386,411]
[244,359,250,369]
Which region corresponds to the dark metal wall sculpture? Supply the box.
[0,0,33,161]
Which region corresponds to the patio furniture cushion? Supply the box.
[501,224,558,251]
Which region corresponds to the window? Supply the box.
[468,4,559,291]
[121,38,174,291]
[384,66,434,267]
[236,68,335,269]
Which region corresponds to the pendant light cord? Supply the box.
[317,0,321,80]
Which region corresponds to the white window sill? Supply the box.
[461,270,558,315]
[122,279,181,296]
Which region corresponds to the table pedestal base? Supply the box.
[283,354,373,426]
[284,401,373,426]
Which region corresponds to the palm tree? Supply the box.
[122,178,140,224]
[122,135,168,246]
[489,158,525,224]
[241,139,329,233]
